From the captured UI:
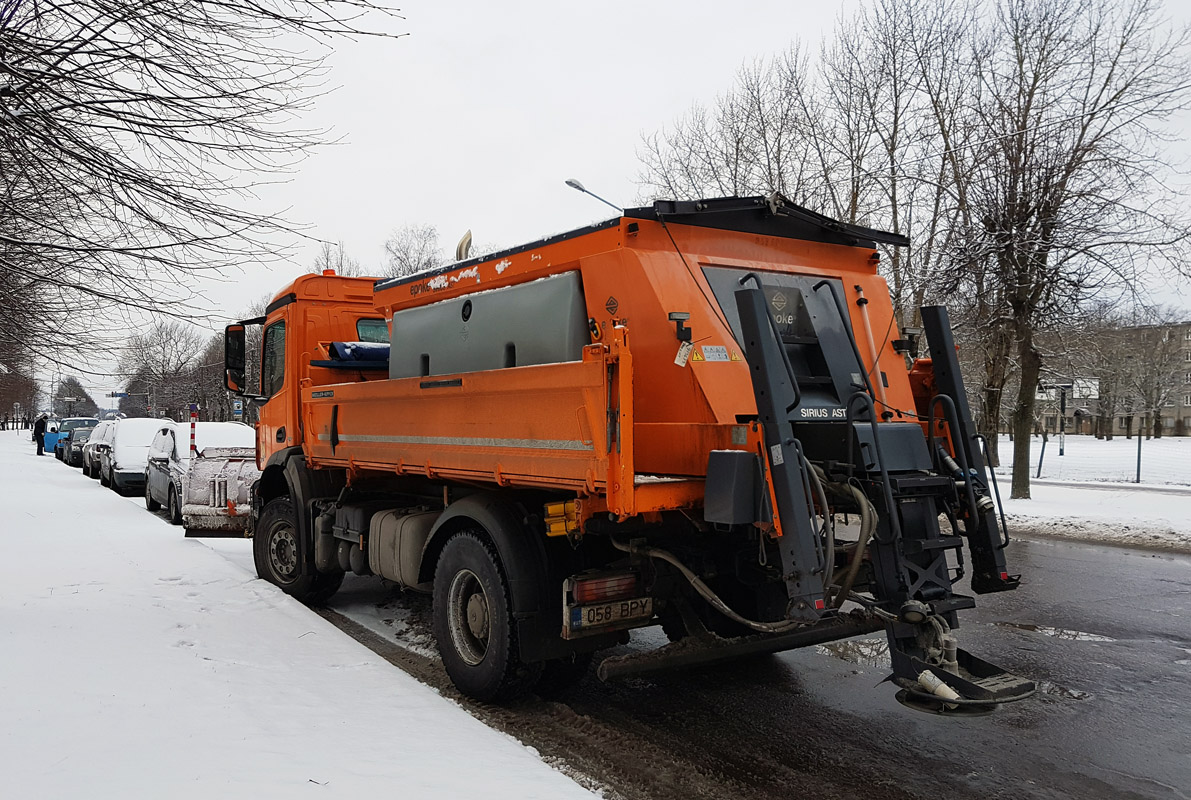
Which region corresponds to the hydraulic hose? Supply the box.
[610,539,807,635]
[832,482,876,608]
[804,453,835,591]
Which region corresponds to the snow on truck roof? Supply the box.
[373,194,911,293]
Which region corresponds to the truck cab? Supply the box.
[226,270,388,471]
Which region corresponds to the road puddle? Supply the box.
[815,637,891,668]
[995,622,1116,642]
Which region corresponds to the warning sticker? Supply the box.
[675,341,693,367]
[691,349,704,362]
[769,443,784,466]
[701,345,729,362]
[730,351,742,361]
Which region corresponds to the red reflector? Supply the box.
[573,573,640,604]
[814,599,825,610]
[1000,572,1009,580]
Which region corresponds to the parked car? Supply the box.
[54,417,99,460]
[64,427,96,467]
[41,418,62,453]
[145,421,258,534]
[82,421,114,479]
[98,417,162,494]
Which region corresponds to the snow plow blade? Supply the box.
[595,612,884,682]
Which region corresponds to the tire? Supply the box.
[253,496,343,603]
[432,531,543,702]
[99,464,110,487]
[535,651,594,698]
[145,476,160,512]
[167,486,182,525]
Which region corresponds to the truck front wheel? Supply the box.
[433,531,542,701]
[254,497,343,604]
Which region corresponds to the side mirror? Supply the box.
[225,324,247,394]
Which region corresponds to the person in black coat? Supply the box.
[33,414,47,455]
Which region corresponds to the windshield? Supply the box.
[61,418,99,432]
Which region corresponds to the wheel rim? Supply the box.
[268,522,299,582]
[447,568,490,666]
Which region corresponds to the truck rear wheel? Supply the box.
[432,531,542,701]
[254,497,343,604]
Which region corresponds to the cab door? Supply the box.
[256,319,291,464]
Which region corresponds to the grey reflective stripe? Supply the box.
[316,433,593,451]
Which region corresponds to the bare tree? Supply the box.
[118,320,206,419]
[961,0,1191,497]
[51,376,99,417]
[637,0,983,332]
[639,0,1191,493]
[383,224,444,278]
[0,0,403,361]
[1124,310,1185,439]
[311,241,366,277]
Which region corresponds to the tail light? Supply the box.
[570,571,640,604]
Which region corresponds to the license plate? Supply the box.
[568,597,653,633]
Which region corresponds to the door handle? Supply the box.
[276,426,285,443]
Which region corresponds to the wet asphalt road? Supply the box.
[207,532,1191,799]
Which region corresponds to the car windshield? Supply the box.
[72,429,94,442]
[61,418,99,432]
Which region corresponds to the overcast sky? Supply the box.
[241,1,853,292]
[62,0,1191,402]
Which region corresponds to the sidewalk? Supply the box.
[0,431,597,799]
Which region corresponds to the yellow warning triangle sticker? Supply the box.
[691,350,704,362]
[730,351,742,361]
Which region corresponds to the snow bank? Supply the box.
[0,431,597,799]
[1001,483,1191,553]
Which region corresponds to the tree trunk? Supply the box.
[1010,334,1043,499]
[977,326,1011,468]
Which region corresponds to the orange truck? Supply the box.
[226,194,1032,711]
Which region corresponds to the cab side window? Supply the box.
[261,321,286,399]
[357,318,388,343]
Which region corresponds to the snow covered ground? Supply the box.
[987,434,1191,551]
[1000,483,1191,552]
[0,430,598,800]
